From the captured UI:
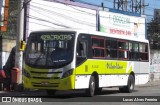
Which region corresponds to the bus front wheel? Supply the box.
[85,75,95,97]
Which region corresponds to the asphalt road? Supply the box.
[0,80,160,105]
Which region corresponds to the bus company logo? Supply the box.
[106,62,123,69]
[2,97,12,102]
[1,97,43,103]
[109,14,130,28]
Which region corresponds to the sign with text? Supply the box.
[0,96,160,102]
[0,0,9,32]
[99,11,146,39]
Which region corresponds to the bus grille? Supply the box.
[32,82,59,87]
[32,77,60,79]
[30,71,62,80]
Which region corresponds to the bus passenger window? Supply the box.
[117,40,129,60]
[92,37,105,58]
[139,43,148,61]
[129,42,139,60]
[106,39,117,59]
[106,49,110,58]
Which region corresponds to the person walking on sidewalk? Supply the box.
[3,46,16,91]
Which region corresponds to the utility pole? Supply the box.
[131,0,148,14]
[114,0,128,11]
[141,0,149,15]
[114,0,148,14]
[131,0,142,14]
[15,0,25,84]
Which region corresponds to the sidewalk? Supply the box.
[136,80,160,87]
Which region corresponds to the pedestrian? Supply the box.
[3,46,16,91]
[0,68,6,90]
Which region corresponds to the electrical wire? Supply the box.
[29,3,96,27]
[31,1,96,15]
[25,0,147,36]
[27,15,70,28]
[30,1,147,24]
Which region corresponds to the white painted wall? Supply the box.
[0,52,10,69]
[150,50,160,81]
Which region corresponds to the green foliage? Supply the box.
[147,19,160,49]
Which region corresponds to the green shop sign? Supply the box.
[110,15,130,27]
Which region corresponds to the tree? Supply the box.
[147,19,160,49]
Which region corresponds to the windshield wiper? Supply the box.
[33,53,43,65]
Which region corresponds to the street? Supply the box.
[1,0,160,105]
[0,80,160,105]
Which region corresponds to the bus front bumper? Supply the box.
[23,75,75,90]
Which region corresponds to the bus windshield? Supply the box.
[25,32,75,68]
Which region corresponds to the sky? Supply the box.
[74,0,160,22]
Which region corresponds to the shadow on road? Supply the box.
[0,88,139,99]
[49,90,119,98]
[45,89,136,99]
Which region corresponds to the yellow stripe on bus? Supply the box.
[76,59,132,75]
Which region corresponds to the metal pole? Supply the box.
[15,0,24,84]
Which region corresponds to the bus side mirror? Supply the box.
[20,40,26,51]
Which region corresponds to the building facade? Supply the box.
[0,0,17,69]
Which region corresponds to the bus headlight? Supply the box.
[23,69,31,78]
[62,69,73,79]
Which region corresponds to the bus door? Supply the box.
[75,34,90,89]
[76,34,89,73]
